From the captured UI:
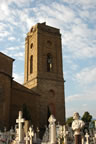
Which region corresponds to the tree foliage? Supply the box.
[81,111,92,133]
[82,111,92,123]
[66,117,74,127]
[22,104,32,121]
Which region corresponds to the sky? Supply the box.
[0,0,96,119]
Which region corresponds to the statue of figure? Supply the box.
[72,112,85,144]
[47,54,52,71]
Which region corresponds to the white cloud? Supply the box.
[14,52,24,57]
[0,31,10,39]
[1,0,33,7]
[75,67,96,85]
[1,47,24,61]
[62,0,96,9]
[66,88,96,103]
[66,94,81,102]
[0,2,10,19]
[33,2,75,28]
[52,3,75,23]
[66,85,96,117]
[63,24,96,59]
[13,72,24,84]
[17,9,36,31]
[82,104,87,107]
[6,46,20,51]
[8,37,16,41]
[31,2,96,60]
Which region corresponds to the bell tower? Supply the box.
[24,22,65,126]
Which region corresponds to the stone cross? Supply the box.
[36,127,40,139]
[59,125,63,137]
[9,127,15,141]
[3,127,7,141]
[58,138,60,144]
[16,111,25,142]
[95,121,96,129]
[33,133,37,143]
[48,115,56,144]
[63,125,68,144]
[56,122,60,138]
[4,127,7,132]
[85,133,89,144]
[81,136,84,144]
[28,126,34,144]
[24,132,30,144]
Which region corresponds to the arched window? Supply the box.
[0,86,3,102]
[47,103,56,124]
[47,40,52,47]
[30,55,33,74]
[47,53,53,72]
[30,27,33,32]
[30,43,33,49]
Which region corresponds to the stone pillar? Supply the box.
[48,115,56,144]
[24,120,29,134]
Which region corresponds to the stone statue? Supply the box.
[72,112,85,144]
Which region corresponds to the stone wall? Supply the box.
[11,81,40,128]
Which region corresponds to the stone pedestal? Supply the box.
[74,135,81,144]
[24,120,29,134]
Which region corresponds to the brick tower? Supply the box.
[24,22,65,127]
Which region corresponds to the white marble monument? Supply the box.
[16,111,25,143]
[48,115,56,144]
[72,112,85,144]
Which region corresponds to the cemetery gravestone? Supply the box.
[48,115,56,144]
[28,126,34,144]
[24,132,30,144]
[85,133,89,144]
[16,111,25,142]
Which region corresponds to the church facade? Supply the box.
[0,22,65,129]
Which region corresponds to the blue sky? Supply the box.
[0,0,96,118]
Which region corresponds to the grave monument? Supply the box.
[72,112,85,144]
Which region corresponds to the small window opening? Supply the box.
[47,40,52,47]
[30,43,33,49]
[47,53,53,72]
[30,55,33,74]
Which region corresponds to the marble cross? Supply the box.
[24,132,30,144]
[81,136,84,144]
[9,127,15,141]
[85,133,89,144]
[28,127,34,144]
[63,125,68,144]
[16,111,25,142]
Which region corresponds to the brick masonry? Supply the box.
[0,22,65,129]
[24,22,65,126]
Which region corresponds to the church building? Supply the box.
[0,22,65,130]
